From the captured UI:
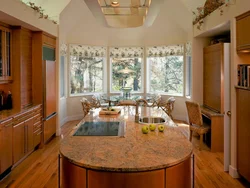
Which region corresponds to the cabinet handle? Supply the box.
[227,111,231,116]
[24,126,26,154]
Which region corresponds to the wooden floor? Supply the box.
[0,120,249,188]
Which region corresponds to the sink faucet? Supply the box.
[135,99,149,122]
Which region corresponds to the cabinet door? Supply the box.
[237,13,250,51]
[237,89,250,181]
[0,119,13,173]
[25,117,34,153]
[203,43,223,113]
[44,114,56,143]
[0,26,12,80]
[13,122,25,164]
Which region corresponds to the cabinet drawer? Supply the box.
[33,128,42,147]
[14,110,34,124]
[33,114,42,123]
[33,106,42,115]
[33,122,42,132]
[1,118,13,127]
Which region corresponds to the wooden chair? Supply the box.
[159,97,175,120]
[185,101,211,150]
[92,94,109,108]
[80,98,92,117]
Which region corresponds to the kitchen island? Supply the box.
[60,106,193,188]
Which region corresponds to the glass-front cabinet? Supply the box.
[0,26,12,81]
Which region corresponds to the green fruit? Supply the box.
[149,124,156,131]
[158,125,165,132]
[142,126,149,134]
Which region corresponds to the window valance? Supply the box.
[185,42,192,56]
[69,44,106,57]
[110,47,144,58]
[147,45,184,57]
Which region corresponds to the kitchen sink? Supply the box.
[139,117,165,124]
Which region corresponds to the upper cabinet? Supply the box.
[236,10,250,52]
[0,25,12,81]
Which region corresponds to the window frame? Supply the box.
[68,44,107,97]
[109,56,144,94]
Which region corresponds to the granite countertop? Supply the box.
[0,104,41,122]
[60,106,193,172]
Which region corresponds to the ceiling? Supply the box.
[19,0,207,27]
[84,0,163,28]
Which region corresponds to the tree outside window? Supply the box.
[69,45,106,95]
[70,56,104,94]
[148,56,183,95]
[111,57,142,92]
[110,47,144,93]
[147,45,184,96]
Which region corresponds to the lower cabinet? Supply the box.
[0,104,43,180]
[13,117,34,164]
[44,114,56,143]
[0,118,13,176]
[236,88,250,182]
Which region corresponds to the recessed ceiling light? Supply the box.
[111,1,119,7]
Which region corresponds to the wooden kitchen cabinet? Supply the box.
[236,10,250,52]
[236,88,250,182]
[0,25,12,82]
[33,104,43,147]
[13,109,34,164]
[13,121,25,164]
[0,118,13,175]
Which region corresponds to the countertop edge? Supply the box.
[59,150,193,172]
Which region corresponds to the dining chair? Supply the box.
[185,101,211,150]
[80,97,92,117]
[147,94,161,107]
[159,96,175,120]
[92,94,109,108]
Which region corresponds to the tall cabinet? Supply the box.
[236,88,250,181]
[32,32,57,144]
[236,11,250,182]
[203,43,230,170]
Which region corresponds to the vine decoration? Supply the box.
[22,1,57,24]
[193,0,236,30]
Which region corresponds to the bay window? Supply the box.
[147,45,184,96]
[69,45,106,95]
[110,47,144,93]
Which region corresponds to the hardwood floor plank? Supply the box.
[0,120,248,188]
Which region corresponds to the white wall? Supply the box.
[0,0,58,36]
[59,0,193,123]
[192,0,250,178]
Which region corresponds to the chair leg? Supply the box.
[189,130,193,142]
[199,134,203,151]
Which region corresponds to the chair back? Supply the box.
[80,97,92,116]
[185,101,203,126]
[92,94,101,108]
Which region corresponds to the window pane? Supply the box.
[70,56,104,94]
[148,56,183,95]
[185,56,192,97]
[60,56,65,98]
[111,57,142,92]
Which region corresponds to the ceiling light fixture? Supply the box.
[111,1,119,7]
[84,0,164,28]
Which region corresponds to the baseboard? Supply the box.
[229,165,240,178]
[60,117,68,127]
[60,114,84,126]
